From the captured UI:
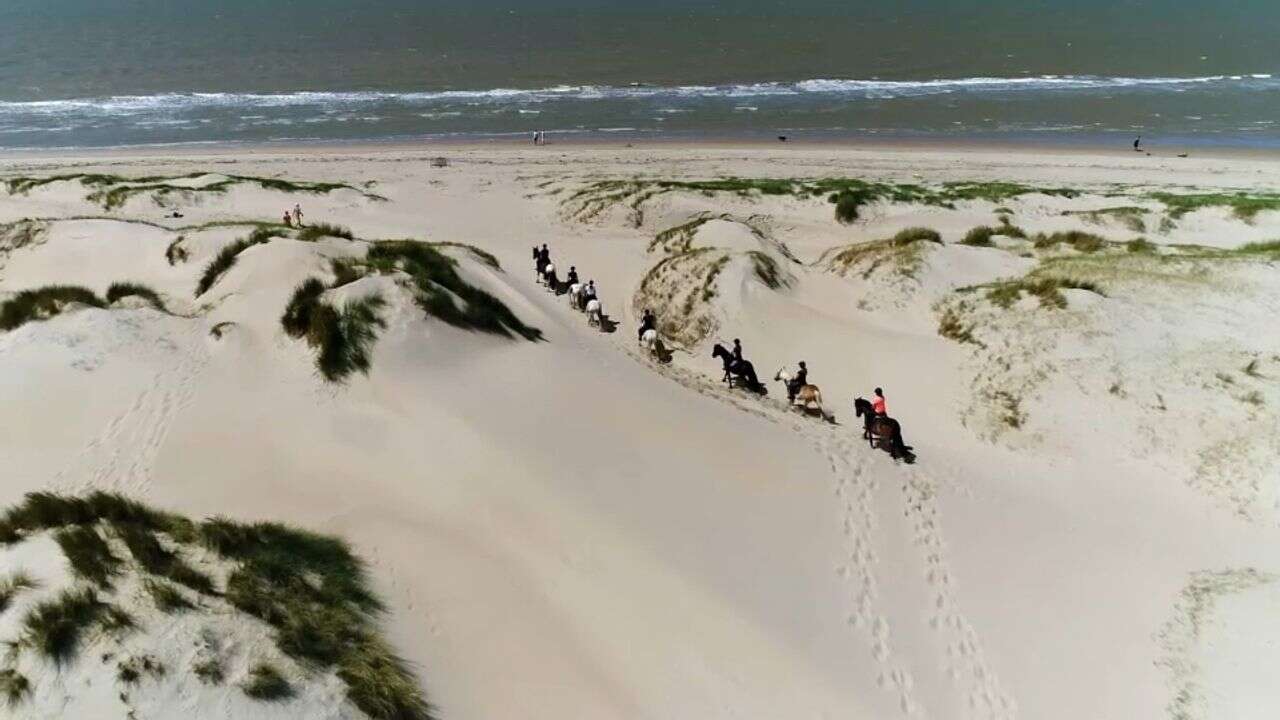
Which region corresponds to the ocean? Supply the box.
[1,0,1277,149]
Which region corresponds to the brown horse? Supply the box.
[855,397,911,461]
[775,368,827,419]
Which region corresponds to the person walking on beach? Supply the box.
[282,210,293,228]
[293,204,304,227]
[1133,136,1141,152]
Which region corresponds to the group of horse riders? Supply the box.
[534,244,603,325]
[534,244,911,459]
[715,338,911,460]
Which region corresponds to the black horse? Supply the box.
[712,343,762,393]
[855,397,912,461]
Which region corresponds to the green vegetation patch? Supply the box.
[20,588,132,665]
[53,526,122,588]
[1062,206,1148,233]
[0,285,104,331]
[566,177,1083,226]
[0,668,30,708]
[296,222,355,242]
[365,240,541,341]
[0,491,432,719]
[281,278,388,382]
[0,571,38,614]
[1149,191,1280,222]
[243,663,293,701]
[822,227,943,279]
[195,227,276,296]
[3,172,385,211]
[105,282,166,312]
[976,276,1105,310]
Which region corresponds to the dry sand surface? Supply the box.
[1,143,1279,719]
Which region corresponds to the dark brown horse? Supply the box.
[855,397,912,461]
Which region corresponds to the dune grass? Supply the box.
[747,251,788,290]
[281,278,388,382]
[330,258,365,288]
[0,668,30,708]
[366,240,542,341]
[165,236,189,265]
[143,579,194,613]
[20,588,131,665]
[0,285,104,331]
[53,526,121,588]
[1149,191,1280,221]
[982,276,1105,310]
[114,522,215,594]
[1032,230,1108,253]
[117,654,166,685]
[243,663,293,701]
[296,222,355,242]
[0,571,38,614]
[193,657,225,685]
[3,172,386,210]
[961,226,996,247]
[1126,237,1158,254]
[1062,206,1148,232]
[0,491,432,718]
[937,303,984,348]
[195,227,276,296]
[651,215,718,253]
[105,282,166,312]
[823,227,943,279]
[566,177,1082,226]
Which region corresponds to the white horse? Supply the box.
[540,262,555,286]
[586,299,602,327]
[775,368,826,418]
[640,328,658,356]
[568,282,583,309]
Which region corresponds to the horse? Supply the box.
[568,283,583,309]
[711,343,760,390]
[586,299,602,327]
[775,368,826,419]
[640,328,659,357]
[540,262,556,287]
[854,397,911,460]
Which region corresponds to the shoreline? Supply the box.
[4,132,1280,163]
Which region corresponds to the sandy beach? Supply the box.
[2,141,1279,719]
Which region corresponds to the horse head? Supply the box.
[854,397,868,417]
[712,343,727,359]
[774,367,790,383]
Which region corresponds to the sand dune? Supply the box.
[1,144,1279,719]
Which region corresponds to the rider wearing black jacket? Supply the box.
[788,361,808,402]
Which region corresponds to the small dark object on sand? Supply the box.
[777,135,788,142]
[1177,153,1189,158]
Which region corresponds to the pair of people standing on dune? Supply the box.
[282,204,304,228]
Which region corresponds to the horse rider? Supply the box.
[583,280,597,309]
[566,265,579,286]
[732,338,744,365]
[787,361,808,403]
[872,387,887,416]
[638,308,655,341]
[538,244,550,266]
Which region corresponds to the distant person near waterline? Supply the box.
[293,204,304,227]
[1133,136,1141,152]
[282,210,292,228]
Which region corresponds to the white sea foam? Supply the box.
[0,74,1273,116]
